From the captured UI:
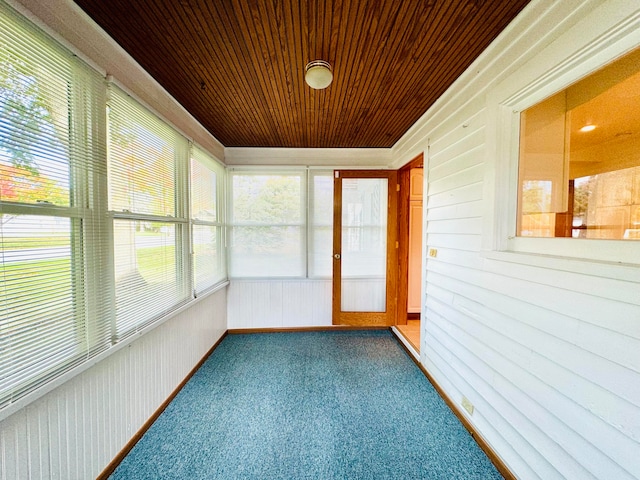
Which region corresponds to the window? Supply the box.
[308,171,334,278]
[228,170,306,277]
[108,85,191,338]
[0,2,227,414]
[0,3,109,408]
[228,169,334,278]
[517,47,640,241]
[191,145,225,293]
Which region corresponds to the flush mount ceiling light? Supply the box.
[580,124,597,132]
[305,60,333,89]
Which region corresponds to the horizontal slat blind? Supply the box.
[308,171,333,278]
[108,86,190,339]
[0,3,109,408]
[229,170,306,277]
[191,145,225,293]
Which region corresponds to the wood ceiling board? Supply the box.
[73,0,531,148]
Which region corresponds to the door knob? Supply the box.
[334,253,341,259]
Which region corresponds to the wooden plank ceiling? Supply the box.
[73,0,531,148]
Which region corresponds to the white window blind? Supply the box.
[108,85,190,338]
[308,170,333,278]
[190,145,225,293]
[0,3,110,408]
[229,170,306,277]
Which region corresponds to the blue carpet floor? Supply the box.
[110,330,502,479]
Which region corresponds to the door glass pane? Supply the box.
[341,178,387,311]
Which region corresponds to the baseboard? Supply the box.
[228,325,389,334]
[390,329,515,480]
[96,331,228,479]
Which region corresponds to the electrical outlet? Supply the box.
[461,396,474,416]
[428,248,437,257]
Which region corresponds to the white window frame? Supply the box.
[190,144,227,294]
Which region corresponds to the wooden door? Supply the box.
[332,170,397,326]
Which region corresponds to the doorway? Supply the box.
[332,170,398,326]
[396,154,424,352]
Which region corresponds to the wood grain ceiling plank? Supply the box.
[362,0,481,143]
[330,0,401,146]
[333,1,449,146]
[389,0,522,126]
[220,1,285,145]
[72,0,531,148]
[254,1,301,146]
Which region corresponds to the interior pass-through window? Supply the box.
[517,47,640,240]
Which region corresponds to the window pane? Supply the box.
[229,171,305,277]
[0,216,80,405]
[108,87,182,217]
[340,178,387,311]
[518,47,640,240]
[193,224,224,292]
[230,226,303,277]
[0,24,71,207]
[309,171,333,277]
[231,174,302,224]
[114,220,187,336]
[191,152,220,223]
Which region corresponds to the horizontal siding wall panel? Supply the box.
[484,259,640,308]
[427,181,483,209]
[427,303,635,480]
[428,162,485,197]
[0,289,227,479]
[227,280,332,329]
[428,270,639,378]
[421,103,488,163]
[425,233,483,252]
[440,285,640,436]
[423,321,564,480]
[422,355,543,480]
[428,260,640,340]
[427,217,484,235]
[427,199,485,221]
[429,127,485,173]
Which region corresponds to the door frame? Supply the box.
[332,170,398,326]
[396,153,424,325]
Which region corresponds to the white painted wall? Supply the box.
[393,1,640,478]
[0,289,227,479]
[227,280,332,329]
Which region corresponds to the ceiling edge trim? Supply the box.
[224,147,393,167]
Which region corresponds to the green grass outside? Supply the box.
[1,258,74,323]
[1,237,70,249]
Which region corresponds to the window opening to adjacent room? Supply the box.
[517,47,640,241]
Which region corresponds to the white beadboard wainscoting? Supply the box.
[393,0,640,478]
[0,289,227,480]
[227,279,332,329]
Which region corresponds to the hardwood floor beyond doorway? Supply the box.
[396,319,420,352]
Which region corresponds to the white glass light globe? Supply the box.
[305,60,333,89]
